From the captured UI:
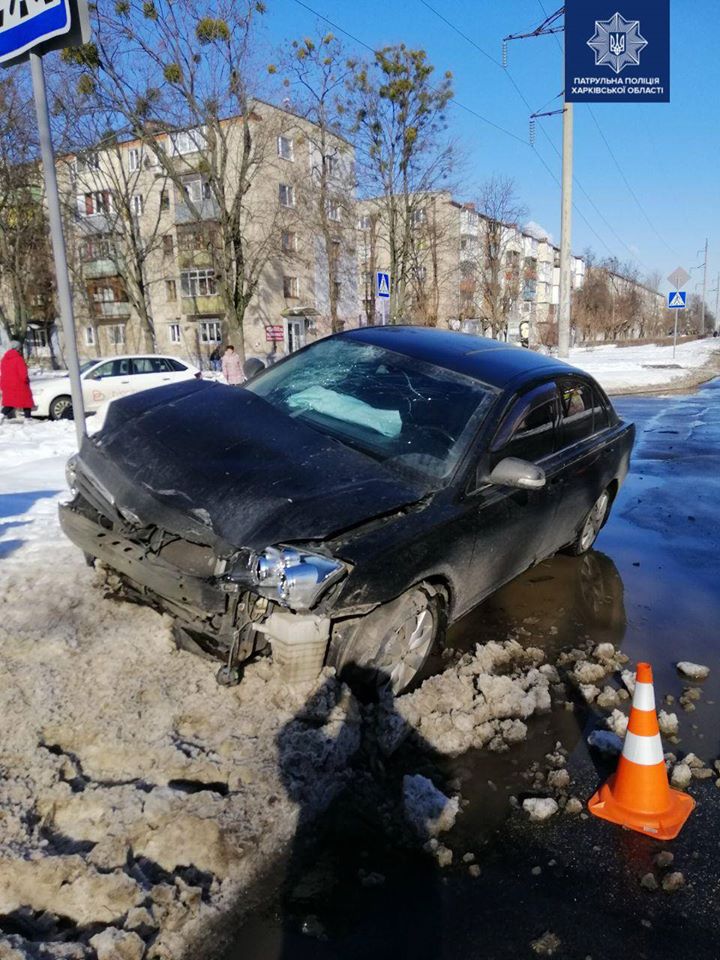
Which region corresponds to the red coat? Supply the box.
[0,348,34,409]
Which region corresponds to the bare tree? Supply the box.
[0,72,54,349]
[473,176,528,339]
[274,32,356,334]
[350,44,456,322]
[62,0,293,362]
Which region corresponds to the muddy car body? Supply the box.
[59,328,635,691]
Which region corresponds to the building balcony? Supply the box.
[83,258,121,280]
[178,250,214,269]
[76,214,120,235]
[95,301,131,319]
[180,294,224,316]
[175,198,220,224]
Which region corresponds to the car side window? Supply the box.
[86,361,114,380]
[490,383,559,466]
[166,359,188,372]
[559,378,595,447]
[132,357,170,374]
[591,387,611,431]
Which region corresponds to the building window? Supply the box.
[82,152,100,171]
[163,234,174,256]
[358,215,372,230]
[184,176,212,206]
[27,328,48,348]
[109,324,126,345]
[131,194,143,216]
[277,136,294,161]
[327,201,341,222]
[281,231,297,253]
[199,320,222,343]
[81,236,112,261]
[166,279,177,302]
[283,276,299,299]
[128,148,140,172]
[180,269,217,297]
[85,326,95,346]
[82,190,112,216]
[93,286,115,303]
[412,208,427,225]
[279,184,295,208]
[324,154,337,175]
[171,129,205,156]
[333,280,342,302]
[160,189,170,211]
[169,322,181,343]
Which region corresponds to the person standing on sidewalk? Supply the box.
[0,341,34,421]
[221,344,244,386]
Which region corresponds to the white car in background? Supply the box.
[31,355,202,420]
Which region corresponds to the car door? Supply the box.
[461,381,566,609]
[84,358,133,405]
[81,360,115,411]
[549,376,616,552]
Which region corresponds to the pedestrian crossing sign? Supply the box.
[0,0,89,67]
[376,272,391,299]
[667,291,687,309]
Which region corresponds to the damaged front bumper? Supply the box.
[59,496,334,676]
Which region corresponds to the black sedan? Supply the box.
[59,327,635,693]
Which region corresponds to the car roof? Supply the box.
[88,354,192,365]
[341,326,586,390]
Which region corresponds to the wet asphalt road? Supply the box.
[225,379,720,960]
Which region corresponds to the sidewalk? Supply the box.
[566,337,720,395]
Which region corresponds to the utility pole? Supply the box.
[558,100,573,357]
[504,7,572,357]
[700,239,709,335]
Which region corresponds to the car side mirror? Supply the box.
[487,457,546,490]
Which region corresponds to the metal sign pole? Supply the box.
[29,51,86,447]
[672,311,678,359]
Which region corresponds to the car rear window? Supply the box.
[246,339,496,483]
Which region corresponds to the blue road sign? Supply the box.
[377,272,391,299]
[668,291,687,309]
[0,0,73,66]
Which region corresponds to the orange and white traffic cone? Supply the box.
[588,661,695,840]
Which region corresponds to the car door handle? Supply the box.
[120,380,130,384]
[161,377,171,381]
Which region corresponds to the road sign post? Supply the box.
[2,0,90,447]
[666,268,690,360]
[376,271,390,327]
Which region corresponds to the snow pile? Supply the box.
[394,640,552,756]
[568,337,720,393]
[402,774,459,839]
[0,557,360,959]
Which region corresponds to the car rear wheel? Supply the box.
[565,489,611,556]
[49,395,73,420]
[327,584,445,695]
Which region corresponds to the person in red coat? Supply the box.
[1,341,35,420]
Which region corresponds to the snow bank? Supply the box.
[567,338,720,393]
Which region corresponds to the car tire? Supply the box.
[327,584,446,695]
[564,489,612,556]
[49,395,73,420]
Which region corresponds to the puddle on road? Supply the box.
[224,380,720,960]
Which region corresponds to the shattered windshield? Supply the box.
[246,338,495,482]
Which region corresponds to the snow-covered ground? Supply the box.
[568,337,720,393]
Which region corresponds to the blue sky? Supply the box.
[263,0,719,297]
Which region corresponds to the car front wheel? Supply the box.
[327,584,445,695]
[566,489,611,556]
[49,395,73,420]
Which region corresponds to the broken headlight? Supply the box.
[65,455,79,496]
[252,546,346,611]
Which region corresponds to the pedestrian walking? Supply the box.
[0,341,34,421]
[209,345,222,372]
[221,344,244,386]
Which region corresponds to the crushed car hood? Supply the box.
[78,379,426,551]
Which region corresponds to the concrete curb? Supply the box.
[604,353,720,397]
